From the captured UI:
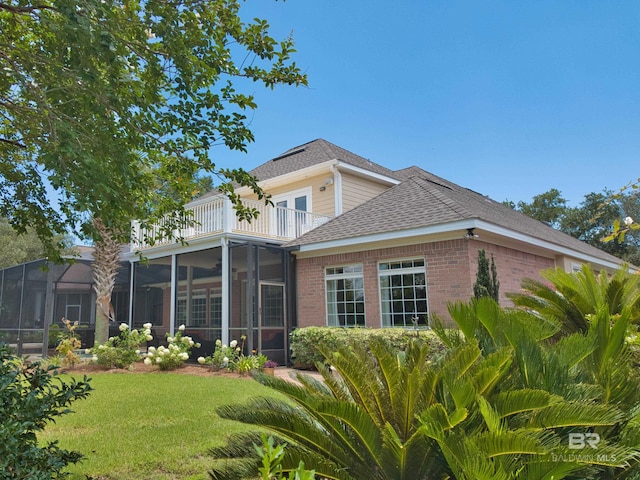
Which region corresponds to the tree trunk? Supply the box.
[91,218,122,346]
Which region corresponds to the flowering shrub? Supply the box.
[197,336,268,375]
[56,318,82,366]
[198,337,244,370]
[90,323,152,369]
[144,325,199,370]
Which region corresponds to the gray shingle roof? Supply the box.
[287,171,623,265]
[249,139,400,181]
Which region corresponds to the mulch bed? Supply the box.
[57,362,248,378]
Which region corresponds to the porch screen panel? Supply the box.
[261,284,284,327]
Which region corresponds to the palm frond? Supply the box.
[492,389,562,418]
[528,401,625,428]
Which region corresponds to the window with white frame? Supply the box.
[378,258,428,327]
[325,265,365,327]
[209,289,222,328]
[176,288,208,326]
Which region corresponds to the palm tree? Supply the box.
[210,298,640,479]
[91,218,123,345]
[507,264,640,334]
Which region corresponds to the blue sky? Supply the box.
[214,1,640,207]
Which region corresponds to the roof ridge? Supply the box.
[411,176,474,219]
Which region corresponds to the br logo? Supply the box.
[568,433,600,449]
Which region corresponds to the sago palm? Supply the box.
[210,337,448,479]
[507,264,640,334]
[210,298,640,479]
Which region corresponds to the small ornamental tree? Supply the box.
[473,248,499,302]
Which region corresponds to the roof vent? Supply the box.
[424,178,452,190]
[272,147,305,161]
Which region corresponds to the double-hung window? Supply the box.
[378,258,428,327]
[325,265,365,327]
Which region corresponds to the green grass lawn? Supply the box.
[40,371,279,480]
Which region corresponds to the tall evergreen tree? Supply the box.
[473,249,499,302]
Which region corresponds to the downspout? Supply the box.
[330,164,343,216]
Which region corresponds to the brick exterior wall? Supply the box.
[295,239,556,328]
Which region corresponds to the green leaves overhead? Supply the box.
[0,0,307,260]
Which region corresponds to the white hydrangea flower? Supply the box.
[197,356,206,364]
[178,324,185,331]
[156,357,162,363]
[148,346,156,352]
[84,348,91,354]
[146,335,153,341]
[143,322,152,329]
[215,339,222,347]
[119,323,129,331]
[230,340,238,348]
[144,357,152,365]
[147,351,154,358]
[92,355,98,362]
[135,349,140,355]
[167,336,173,343]
[625,216,634,226]
[223,356,229,364]
[179,352,189,360]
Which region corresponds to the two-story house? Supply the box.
[0,139,628,363]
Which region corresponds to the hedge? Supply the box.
[289,326,447,369]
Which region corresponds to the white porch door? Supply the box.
[273,189,310,238]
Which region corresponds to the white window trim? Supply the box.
[324,264,366,327]
[377,257,429,328]
[272,186,313,211]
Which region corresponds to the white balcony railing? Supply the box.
[132,196,332,250]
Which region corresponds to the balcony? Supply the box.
[132,196,333,250]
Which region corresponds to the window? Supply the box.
[210,289,222,328]
[176,289,207,326]
[325,265,365,327]
[378,258,428,327]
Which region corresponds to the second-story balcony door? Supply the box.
[274,189,310,238]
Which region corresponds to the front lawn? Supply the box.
[40,370,280,479]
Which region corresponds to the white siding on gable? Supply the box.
[341,172,389,213]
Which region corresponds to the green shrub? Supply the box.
[91,322,151,369]
[0,343,92,478]
[289,326,446,369]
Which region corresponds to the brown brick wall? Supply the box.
[295,239,556,328]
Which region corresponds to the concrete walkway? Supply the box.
[273,366,324,383]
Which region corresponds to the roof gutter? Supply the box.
[293,219,630,272]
